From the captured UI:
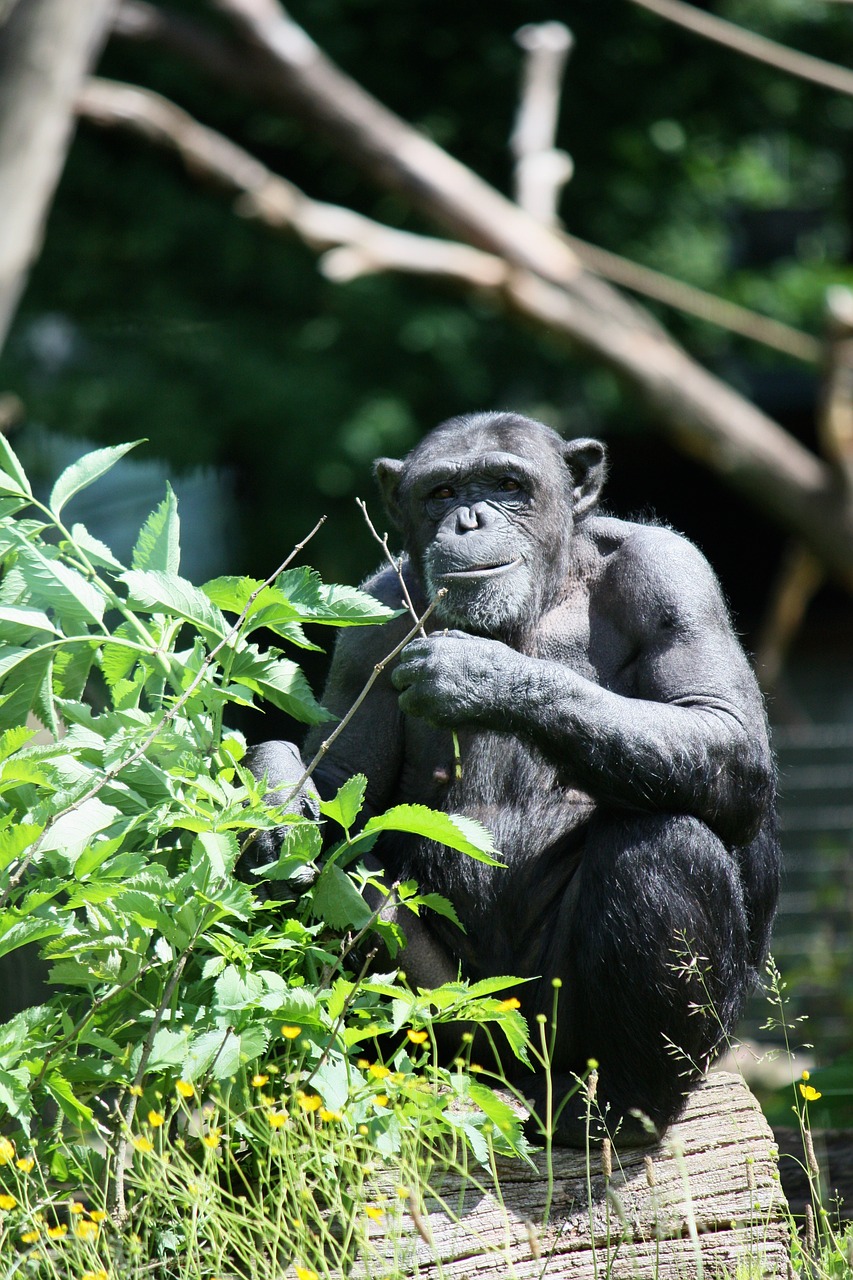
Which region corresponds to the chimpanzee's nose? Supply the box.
[456,506,480,532]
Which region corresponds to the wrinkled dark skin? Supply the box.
[252,411,780,1147]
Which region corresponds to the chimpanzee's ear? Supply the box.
[373,457,406,530]
[562,438,607,519]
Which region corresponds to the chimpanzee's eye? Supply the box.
[498,478,522,493]
[429,485,455,500]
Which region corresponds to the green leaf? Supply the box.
[69,523,124,570]
[0,918,63,959]
[0,824,40,875]
[278,567,398,625]
[132,484,180,573]
[38,797,122,863]
[230,646,328,724]
[49,442,142,517]
[202,575,262,614]
[362,806,503,865]
[192,832,240,884]
[319,775,367,831]
[312,864,373,930]
[14,545,106,627]
[0,649,54,731]
[0,432,32,496]
[121,569,227,639]
[0,606,59,643]
[410,891,465,933]
[43,1070,94,1127]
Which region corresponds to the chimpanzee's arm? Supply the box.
[392,529,772,845]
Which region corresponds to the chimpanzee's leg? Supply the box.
[520,811,752,1147]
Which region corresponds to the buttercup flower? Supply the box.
[406,1029,428,1045]
[133,1136,154,1154]
[47,1223,67,1238]
[147,1110,165,1128]
[74,1220,99,1241]
[0,1137,14,1164]
[281,1025,301,1040]
[368,1064,390,1080]
[20,1229,39,1243]
[294,1267,317,1280]
[498,997,521,1011]
[365,1204,384,1223]
[799,1083,822,1102]
[202,1128,222,1148]
[0,1193,17,1210]
[252,1073,269,1087]
[15,1155,34,1173]
[267,1112,288,1129]
[296,1092,322,1113]
[176,1080,194,1098]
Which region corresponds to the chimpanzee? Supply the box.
[250,411,780,1146]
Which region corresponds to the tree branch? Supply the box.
[0,0,117,354]
[629,0,853,99]
[511,22,574,226]
[78,74,853,583]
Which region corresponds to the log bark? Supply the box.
[0,0,117,352]
[360,1073,790,1279]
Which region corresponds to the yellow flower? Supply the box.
[252,1073,269,1087]
[70,1201,85,1214]
[47,1223,67,1238]
[281,1025,301,1039]
[365,1204,384,1223]
[368,1064,390,1080]
[83,1272,109,1280]
[374,1095,389,1108]
[176,1079,194,1098]
[74,1219,99,1241]
[147,1110,165,1128]
[799,1083,822,1102]
[498,997,521,1011]
[0,1193,17,1210]
[202,1128,222,1148]
[357,1058,370,1069]
[319,1108,342,1123]
[406,1028,428,1045]
[0,1137,15,1164]
[132,1136,154,1154]
[15,1156,34,1173]
[801,1069,811,1081]
[89,1209,108,1223]
[395,1185,410,1199]
[267,1112,288,1129]
[294,1268,318,1280]
[20,1229,39,1243]
[128,1084,143,1097]
[296,1092,322,1113]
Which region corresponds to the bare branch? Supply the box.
[77,75,853,582]
[0,0,117,353]
[630,0,853,98]
[511,22,574,225]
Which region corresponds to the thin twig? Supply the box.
[630,0,853,99]
[281,591,446,807]
[356,498,461,778]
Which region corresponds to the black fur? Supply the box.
[253,412,780,1146]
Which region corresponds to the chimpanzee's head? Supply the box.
[375,411,606,637]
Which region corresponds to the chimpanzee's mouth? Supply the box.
[440,557,523,581]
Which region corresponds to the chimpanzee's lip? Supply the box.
[440,557,523,581]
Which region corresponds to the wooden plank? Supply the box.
[356,1072,790,1278]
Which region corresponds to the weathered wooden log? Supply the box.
[361,1071,790,1278]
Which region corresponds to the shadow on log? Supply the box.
[361,1072,790,1278]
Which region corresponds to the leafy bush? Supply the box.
[0,437,531,1273]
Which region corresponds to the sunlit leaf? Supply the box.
[49,442,142,517]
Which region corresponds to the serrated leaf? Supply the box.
[192,831,240,883]
[277,567,398,625]
[183,1028,240,1080]
[49,442,141,516]
[38,797,121,863]
[202,575,263,614]
[319,774,367,831]
[0,649,53,731]
[362,806,503,865]
[121,569,227,639]
[230,646,328,724]
[132,484,180,573]
[14,545,106,627]
[311,864,373,930]
[411,891,465,933]
[0,918,62,959]
[0,432,31,495]
[0,606,59,643]
[43,1070,93,1126]
[70,523,124,570]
